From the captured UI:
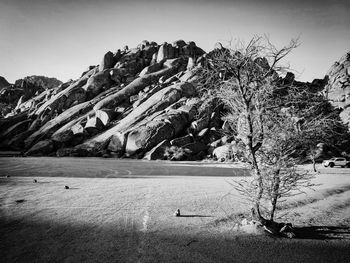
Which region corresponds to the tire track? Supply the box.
[137,185,152,262]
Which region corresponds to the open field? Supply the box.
[1,157,350,262]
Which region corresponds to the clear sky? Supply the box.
[0,0,349,83]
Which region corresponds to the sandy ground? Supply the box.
[0,157,350,262]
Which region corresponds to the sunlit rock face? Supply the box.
[324,52,350,129]
[0,41,348,158]
[0,40,210,158]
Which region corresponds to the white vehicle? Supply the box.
[322,157,350,168]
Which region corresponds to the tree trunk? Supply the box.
[312,158,317,172]
[269,168,281,221]
[252,169,265,223]
[243,103,265,223]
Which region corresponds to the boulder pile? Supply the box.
[0,40,223,159]
[0,76,62,117]
[0,42,348,160]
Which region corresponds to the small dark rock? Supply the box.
[65,185,70,189]
[33,179,37,183]
[174,209,180,217]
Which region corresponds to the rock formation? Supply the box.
[0,75,62,117]
[0,40,210,158]
[0,42,348,160]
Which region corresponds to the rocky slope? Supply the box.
[0,40,212,158]
[0,41,348,159]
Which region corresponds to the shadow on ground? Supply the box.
[1,218,350,263]
[177,215,213,218]
[294,226,350,240]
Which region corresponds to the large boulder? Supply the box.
[99,51,117,71]
[84,116,105,136]
[84,69,113,99]
[125,120,174,156]
[125,107,190,156]
[125,97,201,156]
[157,42,175,62]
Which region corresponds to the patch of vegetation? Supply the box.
[164,146,191,161]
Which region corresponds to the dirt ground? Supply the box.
[0,158,349,262]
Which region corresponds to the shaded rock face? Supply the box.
[0,87,23,104]
[143,140,171,160]
[0,76,11,89]
[324,52,350,129]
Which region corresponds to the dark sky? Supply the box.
[1,0,349,82]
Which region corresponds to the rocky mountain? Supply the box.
[0,40,348,160]
[0,76,62,117]
[14,76,62,91]
[0,76,11,89]
[323,52,350,129]
[0,40,210,157]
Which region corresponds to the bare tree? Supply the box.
[307,145,323,172]
[197,36,346,229]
